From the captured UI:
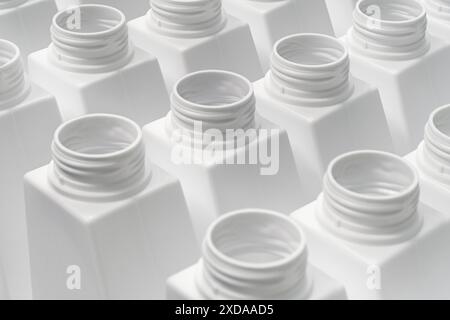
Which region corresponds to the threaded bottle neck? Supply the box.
[49,5,133,73]
[349,0,429,60]
[169,70,256,135]
[147,0,226,38]
[0,40,30,109]
[0,0,27,9]
[425,0,450,23]
[267,33,353,107]
[418,105,450,187]
[196,210,312,300]
[318,151,422,245]
[49,114,151,201]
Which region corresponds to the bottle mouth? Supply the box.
[430,105,450,142]
[328,151,419,201]
[50,114,149,201]
[273,33,348,69]
[170,70,256,132]
[197,209,311,299]
[54,114,142,159]
[267,33,353,106]
[206,210,306,269]
[319,150,422,245]
[357,0,426,24]
[53,4,126,37]
[351,0,429,60]
[0,39,20,70]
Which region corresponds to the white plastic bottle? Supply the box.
[55,0,150,20]
[221,0,334,71]
[407,105,450,215]
[254,33,393,202]
[0,0,57,62]
[292,150,450,299]
[143,70,307,242]
[423,0,450,40]
[28,4,169,125]
[325,0,358,36]
[167,209,347,300]
[344,0,450,155]
[128,0,263,90]
[24,114,199,299]
[0,39,62,299]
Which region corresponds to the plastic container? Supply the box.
[344,0,450,155]
[167,209,347,300]
[407,105,450,215]
[292,150,450,299]
[0,0,57,64]
[143,70,307,242]
[24,114,199,299]
[325,0,358,36]
[423,0,450,41]
[0,39,62,300]
[55,0,150,20]
[221,0,334,71]
[254,33,393,202]
[28,4,169,125]
[128,0,263,90]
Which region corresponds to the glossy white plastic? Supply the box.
[344,0,450,155]
[292,150,450,299]
[24,114,199,299]
[128,0,263,90]
[28,4,169,125]
[167,209,347,300]
[0,0,57,62]
[0,39,62,299]
[222,0,334,71]
[143,70,307,242]
[254,33,393,202]
[325,0,358,36]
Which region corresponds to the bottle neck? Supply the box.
[147,0,226,38]
[0,0,27,9]
[425,0,450,23]
[169,70,256,136]
[266,34,353,107]
[349,0,429,60]
[49,5,133,73]
[318,151,422,245]
[0,40,30,109]
[49,114,151,201]
[196,210,312,300]
[418,105,450,187]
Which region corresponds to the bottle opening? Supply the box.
[0,39,19,68]
[53,5,125,35]
[170,70,256,132]
[432,105,450,139]
[208,210,304,266]
[275,34,347,67]
[55,114,141,157]
[50,114,149,201]
[358,0,425,22]
[176,71,252,107]
[330,151,417,199]
[197,210,311,299]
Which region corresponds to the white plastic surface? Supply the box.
[143,70,307,242]
[167,209,347,300]
[325,0,357,36]
[28,4,170,125]
[0,39,62,299]
[255,33,393,202]
[0,0,57,64]
[292,150,450,299]
[222,0,334,71]
[25,114,199,299]
[128,0,263,90]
